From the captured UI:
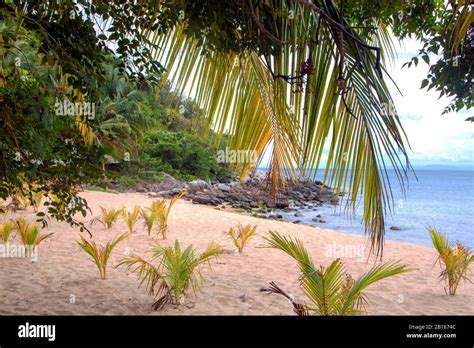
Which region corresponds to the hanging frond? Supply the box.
[143,1,412,256]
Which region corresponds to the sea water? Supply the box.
[271,169,474,249]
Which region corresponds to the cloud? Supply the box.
[387,39,473,167]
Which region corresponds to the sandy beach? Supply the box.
[0,190,472,315]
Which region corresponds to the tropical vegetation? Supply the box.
[0,219,15,243]
[118,240,222,310]
[1,0,471,255]
[148,194,184,239]
[262,231,413,315]
[14,216,53,251]
[428,226,474,295]
[224,223,258,254]
[121,206,141,233]
[90,206,124,229]
[77,232,129,280]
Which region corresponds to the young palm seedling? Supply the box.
[77,232,129,279]
[90,206,124,229]
[140,208,156,236]
[261,231,413,315]
[428,226,474,295]
[224,223,257,254]
[14,217,53,255]
[149,193,184,239]
[121,206,141,233]
[0,219,15,242]
[119,240,221,310]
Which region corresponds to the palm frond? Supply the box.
[77,232,129,279]
[121,206,141,233]
[140,208,156,236]
[0,219,15,242]
[224,223,257,253]
[145,1,412,255]
[119,240,220,310]
[428,226,474,295]
[340,260,413,315]
[265,231,412,315]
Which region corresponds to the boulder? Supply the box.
[188,179,210,193]
[171,187,185,195]
[135,182,148,193]
[155,172,187,191]
[217,183,231,192]
[192,195,213,205]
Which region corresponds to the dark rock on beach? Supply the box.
[132,171,338,217]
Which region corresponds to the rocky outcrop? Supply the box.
[141,173,339,213]
[123,170,339,214]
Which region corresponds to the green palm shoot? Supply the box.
[428,226,474,295]
[149,193,183,239]
[119,240,221,310]
[140,208,156,236]
[262,231,413,315]
[224,223,257,254]
[121,206,141,233]
[0,220,15,242]
[77,232,129,279]
[14,217,53,255]
[91,206,124,229]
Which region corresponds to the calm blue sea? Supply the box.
[268,169,474,249]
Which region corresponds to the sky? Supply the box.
[257,37,473,170]
[384,38,473,169]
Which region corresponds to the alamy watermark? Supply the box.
[324,242,365,262]
[216,147,257,164]
[0,243,39,262]
[55,98,95,120]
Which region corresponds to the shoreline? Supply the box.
[0,190,472,315]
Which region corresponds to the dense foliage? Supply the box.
[1,0,471,252]
[0,2,229,230]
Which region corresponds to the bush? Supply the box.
[118,128,231,182]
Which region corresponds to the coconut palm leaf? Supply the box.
[141,208,156,236]
[428,226,474,295]
[77,232,129,279]
[14,216,54,247]
[264,231,412,315]
[224,223,258,253]
[90,206,124,229]
[340,260,413,315]
[444,0,473,57]
[119,240,221,310]
[121,206,141,233]
[145,1,412,255]
[0,220,15,242]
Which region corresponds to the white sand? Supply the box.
[0,190,472,315]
